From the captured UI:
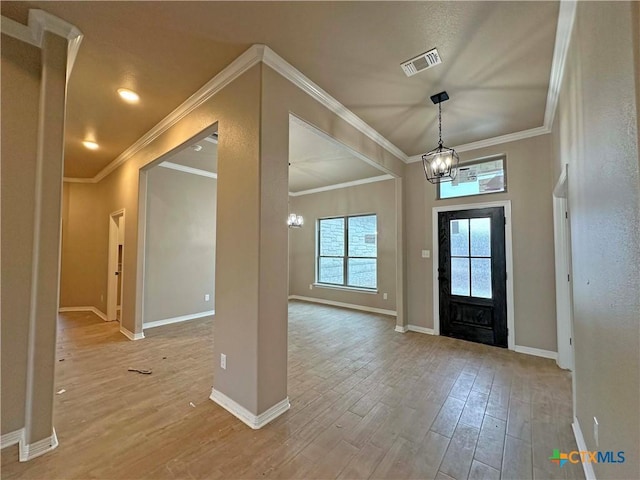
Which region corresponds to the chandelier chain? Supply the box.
[438,101,443,146]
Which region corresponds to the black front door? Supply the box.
[438,207,507,347]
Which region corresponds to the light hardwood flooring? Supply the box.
[1,301,584,480]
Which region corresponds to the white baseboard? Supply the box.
[408,325,435,335]
[210,389,290,429]
[572,417,597,480]
[59,306,107,321]
[1,428,24,449]
[143,310,214,330]
[19,429,58,462]
[120,326,145,341]
[288,295,396,317]
[514,345,558,360]
[395,325,435,335]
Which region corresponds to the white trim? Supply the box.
[544,1,578,129]
[288,295,396,316]
[159,162,217,179]
[572,417,597,480]
[63,177,94,184]
[1,16,38,46]
[120,326,144,341]
[59,306,107,321]
[144,310,214,330]
[312,283,378,295]
[406,127,550,163]
[553,166,573,370]
[265,52,408,163]
[408,325,435,335]
[107,209,125,322]
[394,325,408,333]
[289,174,393,197]
[210,389,290,429]
[432,201,515,350]
[288,114,398,176]
[514,345,558,360]
[1,13,83,82]
[91,44,264,183]
[28,10,83,81]
[1,428,24,449]
[19,429,58,462]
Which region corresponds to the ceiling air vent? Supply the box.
[401,48,442,77]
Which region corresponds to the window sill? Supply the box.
[313,283,378,294]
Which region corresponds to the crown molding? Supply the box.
[1,11,83,79]
[1,16,38,46]
[91,44,264,183]
[159,162,217,179]
[262,47,409,163]
[544,1,578,129]
[289,174,393,197]
[62,1,576,183]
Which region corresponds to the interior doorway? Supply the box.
[107,209,125,322]
[437,207,508,347]
[553,165,574,372]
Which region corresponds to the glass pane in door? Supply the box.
[451,258,470,296]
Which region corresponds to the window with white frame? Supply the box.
[317,214,377,289]
[439,156,506,199]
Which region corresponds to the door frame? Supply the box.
[553,165,574,371]
[432,200,514,349]
[107,209,125,322]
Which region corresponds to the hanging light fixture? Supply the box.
[422,91,459,184]
[287,213,304,228]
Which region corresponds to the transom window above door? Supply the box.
[439,157,506,200]
[317,214,377,290]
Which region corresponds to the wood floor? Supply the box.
[2,301,584,480]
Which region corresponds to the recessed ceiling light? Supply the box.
[117,88,140,103]
[83,140,99,150]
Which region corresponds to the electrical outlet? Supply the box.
[220,353,226,370]
[205,294,210,301]
[421,250,430,258]
[594,417,599,447]
[309,284,313,290]
[383,293,388,300]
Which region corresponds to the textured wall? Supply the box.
[143,167,216,323]
[553,2,640,477]
[0,34,41,436]
[405,134,558,352]
[289,179,397,311]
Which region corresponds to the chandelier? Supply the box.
[422,91,459,184]
[287,213,303,228]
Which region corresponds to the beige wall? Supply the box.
[1,28,69,446]
[143,167,216,323]
[552,2,640,477]
[1,34,40,436]
[289,179,397,311]
[60,183,105,310]
[405,134,557,352]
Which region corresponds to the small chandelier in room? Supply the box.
[422,91,459,184]
[287,213,304,228]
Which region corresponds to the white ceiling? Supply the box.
[165,117,390,194]
[2,1,561,181]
